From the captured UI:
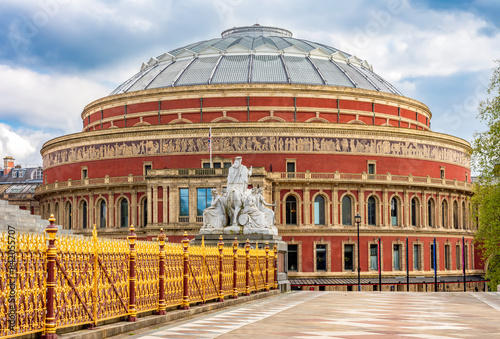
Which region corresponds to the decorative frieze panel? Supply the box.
[43,134,470,169]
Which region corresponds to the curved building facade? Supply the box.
[36,25,483,291]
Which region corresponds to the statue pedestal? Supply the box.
[193,234,290,292]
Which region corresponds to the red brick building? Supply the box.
[36,25,483,291]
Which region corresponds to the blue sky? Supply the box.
[0,0,498,166]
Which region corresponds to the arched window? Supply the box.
[462,201,466,229]
[66,202,72,230]
[428,198,435,227]
[342,196,352,225]
[142,199,148,227]
[120,198,129,228]
[314,195,325,225]
[367,196,376,226]
[453,201,459,229]
[442,200,448,228]
[82,201,88,229]
[411,197,419,226]
[391,197,398,226]
[99,200,107,228]
[286,196,297,225]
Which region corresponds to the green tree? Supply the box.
[472,60,500,291]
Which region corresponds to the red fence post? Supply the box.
[273,242,278,290]
[265,241,270,292]
[245,239,250,296]
[127,226,137,321]
[44,214,58,339]
[158,229,166,315]
[232,238,238,299]
[218,236,224,302]
[181,232,190,310]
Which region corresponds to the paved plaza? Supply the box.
[116,291,500,338]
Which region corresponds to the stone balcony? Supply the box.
[36,169,471,195]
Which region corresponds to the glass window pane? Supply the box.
[180,188,189,216]
[143,199,148,227]
[393,245,400,270]
[316,244,327,271]
[82,201,87,229]
[431,244,435,270]
[391,198,398,226]
[413,245,419,270]
[288,245,298,271]
[342,196,352,225]
[370,244,378,270]
[344,244,353,270]
[368,197,376,225]
[314,195,325,225]
[120,199,128,227]
[286,196,297,225]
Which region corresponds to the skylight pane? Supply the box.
[252,55,287,83]
[148,59,192,88]
[283,56,323,85]
[211,55,250,84]
[176,56,219,86]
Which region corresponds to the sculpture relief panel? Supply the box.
[43,135,470,168]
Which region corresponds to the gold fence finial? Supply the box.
[48,213,55,223]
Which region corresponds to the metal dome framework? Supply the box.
[110,25,401,96]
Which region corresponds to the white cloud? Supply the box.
[0,65,111,133]
[0,123,55,165]
[326,5,500,82]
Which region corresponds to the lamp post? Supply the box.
[355,213,362,291]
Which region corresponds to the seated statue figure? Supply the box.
[240,188,266,228]
[256,187,275,227]
[200,188,227,233]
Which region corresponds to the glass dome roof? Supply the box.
[110,25,401,96]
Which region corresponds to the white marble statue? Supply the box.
[256,187,275,226]
[240,188,266,228]
[200,157,278,235]
[200,188,227,234]
[226,156,252,227]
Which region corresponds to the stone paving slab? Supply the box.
[115,292,500,338]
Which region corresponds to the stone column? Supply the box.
[189,186,196,224]
[304,187,310,226]
[153,185,158,224]
[169,185,177,224]
[437,192,442,228]
[359,188,365,226]
[422,190,427,227]
[274,186,281,225]
[72,194,77,229]
[89,193,95,227]
[147,186,153,224]
[108,192,115,228]
[383,189,388,227]
[162,185,168,224]
[332,186,338,226]
[131,189,137,228]
[404,189,409,227]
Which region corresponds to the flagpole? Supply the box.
[209,127,213,168]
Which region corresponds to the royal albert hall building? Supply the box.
[36,25,485,291]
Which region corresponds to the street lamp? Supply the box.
[355,213,362,291]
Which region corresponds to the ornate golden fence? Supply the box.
[0,216,277,338]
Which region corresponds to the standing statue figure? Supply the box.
[226,156,252,226]
[200,189,227,234]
